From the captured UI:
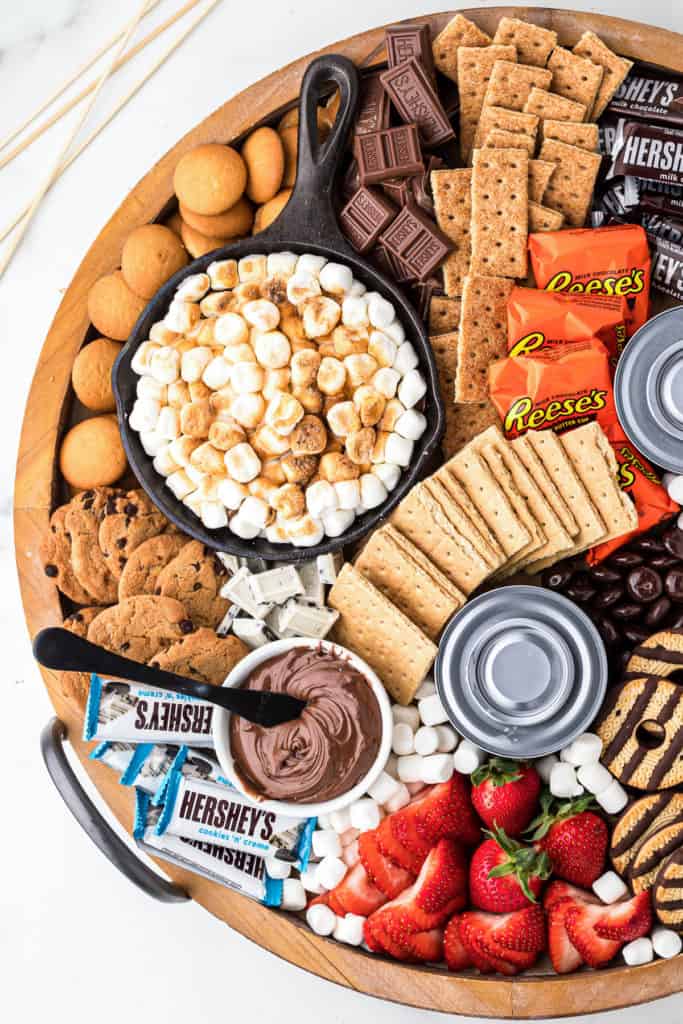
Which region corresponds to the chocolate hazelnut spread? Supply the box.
[229,646,382,804]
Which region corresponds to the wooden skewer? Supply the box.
[0,0,161,156]
[0,0,221,250]
[0,0,204,174]
[0,0,152,278]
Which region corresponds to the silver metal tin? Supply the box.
[435,585,608,759]
[614,305,683,473]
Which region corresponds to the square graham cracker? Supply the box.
[528,159,557,203]
[456,274,514,403]
[484,128,536,156]
[457,45,517,159]
[528,200,565,232]
[573,31,633,119]
[483,60,553,112]
[510,434,580,541]
[539,138,603,226]
[524,86,587,123]
[355,524,464,640]
[424,475,506,570]
[328,563,437,704]
[473,105,539,153]
[560,423,637,545]
[471,148,528,279]
[428,331,503,457]
[432,13,491,82]
[541,119,599,151]
[547,47,604,118]
[431,168,471,297]
[492,17,558,67]
[429,295,461,334]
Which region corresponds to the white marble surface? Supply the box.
[3,2,683,1022]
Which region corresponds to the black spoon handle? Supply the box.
[32,628,304,725]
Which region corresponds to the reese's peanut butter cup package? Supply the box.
[528,224,651,337]
[506,287,628,365]
[489,338,677,560]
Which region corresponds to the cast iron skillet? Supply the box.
[113,54,445,562]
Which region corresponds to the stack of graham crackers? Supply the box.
[425,13,632,451]
[328,420,636,703]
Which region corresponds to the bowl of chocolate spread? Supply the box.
[212,637,392,816]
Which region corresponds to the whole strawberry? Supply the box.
[469,825,551,912]
[526,792,608,888]
[471,758,541,836]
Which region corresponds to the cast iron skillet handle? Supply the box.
[40,718,189,903]
[264,54,360,249]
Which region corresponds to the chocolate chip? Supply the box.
[646,596,672,627]
[116,538,126,549]
[44,564,58,578]
[120,641,130,652]
[666,569,683,602]
[180,619,194,634]
[626,566,663,604]
[105,498,117,515]
[192,582,202,591]
[124,503,138,517]
[83,489,95,499]
[83,498,94,510]
[67,612,84,623]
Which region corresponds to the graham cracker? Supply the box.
[528,159,557,203]
[355,524,465,640]
[541,119,599,151]
[429,296,461,335]
[456,274,514,402]
[522,428,606,568]
[457,46,517,159]
[547,47,604,118]
[539,138,602,227]
[524,86,587,123]
[424,474,506,570]
[390,484,491,595]
[432,13,491,82]
[443,445,531,559]
[560,423,638,546]
[483,60,553,112]
[573,31,633,119]
[528,200,565,232]
[429,331,503,457]
[484,128,536,156]
[473,104,539,154]
[471,148,528,279]
[431,168,471,297]
[328,563,437,705]
[510,434,580,540]
[492,17,558,67]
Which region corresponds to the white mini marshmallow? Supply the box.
[360,473,387,510]
[231,361,264,394]
[206,260,238,291]
[229,514,261,540]
[153,446,179,477]
[217,478,248,510]
[287,271,321,305]
[254,331,291,369]
[288,516,325,548]
[175,272,210,302]
[397,754,424,783]
[165,300,199,334]
[200,501,228,530]
[434,725,459,753]
[297,253,327,277]
[238,255,266,283]
[418,694,448,727]
[306,480,338,518]
[281,878,307,912]
[341,294,369,327]
[652,927,683,959]
[264,251,296,278]
[183,490,204,517]
[562,733,603,766]
[214,312,249,346]
[264,855,291,880]
[149,347,181,385]
[373,463,402,491]
[623,937,653,966]
[369,331,398,368]
[453,741,486,774]
[333,914,365,947]
[329,807,351,834]
[136,375,166,402]
[398,369,427,408]
[414,726,439,757]
[383,319,405,345]
[395,409,427,441]
[202,356,232,390]
[534,754,559,784]
[349,279,366,297]
[368,293,396,329]
[320,262,354,296]
[550,762,583,799]
[181,346,213,383]
[300,866,325,894]
[666,475,683,503]
[225,442,261,483]
[156,406,181,440]
[385,433,414,467]
[129,398,160,433]
[393,342,419,375]
[415,680,436,700]
[306,903,336,936]
[321,508,355,537]
[131,341,160,375]
[349,798,381,832]
[421,754,455,785]
[166,470,195,500]
[315,856,347,891]
[367,771,401,805]
[577,761,613,796]
[597,779,628,814]
[384,782,411,813]
[335,479,361,511]
[391,704,420,730]
[312,829,343,860]
[592,871,629,904]
[243,299,280,332]
[239,495,270,530]
[373,367,401,399]
[140,430,166,457]
[392,722,415,756]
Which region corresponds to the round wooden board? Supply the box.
[14,7,683,1017]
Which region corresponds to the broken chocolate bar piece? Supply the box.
[380,58,455,148]
[339,186,399,253]
[355,124,424,185]
[385,23,436,83]
[379,202,452,281]
[381,177,412,207]
[355,72,392,136]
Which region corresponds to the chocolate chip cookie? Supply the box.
[118,533,189,601]
[150,627,248,686]
[41,504,93,604]
[87,595,193,662]
[63,606,104,638]
[98,488,173,579]
[155,540,230,628]
[66,501,119,605]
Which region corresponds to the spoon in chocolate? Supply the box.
[33,628,306,727]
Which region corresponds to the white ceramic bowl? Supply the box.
[212,636,393,818]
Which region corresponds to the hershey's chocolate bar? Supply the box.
[380,58,455,148]
[647,230,683,301]
[607,64,683,127]
[643,212,683,247]
[612,121,683,187]
[339,186,398,253]
[355,72,391,136]
[355,124,424,185]
[379,202,452,281]
[385,23,436,83]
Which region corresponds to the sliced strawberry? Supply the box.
[455,909,542,969]
[548,901,583,975]
[593,892,653,942]
[458,915,500,973]
[409,927,445,963]
[543,879,600,912]
[307,892,329,909]
[365,916,415,961]
[363,917,385,953]
[358,830,415,898]
[444,916,473,972]
[377,815,426,874]
[485,938,537,970]
[331,862,387,917]
[376,839,468,938]
[460,915,519,975]
[564,903,621,968]
[487,905,546,953]
[327,889,346,915]
[342,839,360,868]
[402,776,482,848]
[392,803,434,857]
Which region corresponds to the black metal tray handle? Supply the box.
[41,717,188,903]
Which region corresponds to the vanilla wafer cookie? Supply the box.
[547,47,604,116]
[573,31,633,119]
[626,629,683,680]
[492,17,558,67]
[611,793,683,876]
[629,814,683,893]
[654,847,683,931]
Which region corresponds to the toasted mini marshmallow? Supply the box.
[265,521,290,544]
[238,255,267,284]
[306,480,338,518]
[371,431,389,463]
[242,299,281,332]
[196,319,216,346]
[278,303,307,345]
[231,282,262,312]
[200,501,228,530]
[319,452,360,483]
[316,356,346,395]
[287,271,321,305]
[319,262,353,296]
[263,367,290,399]
[385,432,414,467]
[352,385,385,427]
[183,489,204,517]
[165,300,200,334]
[217,477,248,510]
[230,361,265,394]
[175,273,210,302]
[166,469,195,500]
[373,463,401,491]
[202,355,232,390]
[129,398,160,433]
[189,380,211,402]
[169,435,202,466]
[395,409,427,441]
[214,312,249,346]
[149,323,179,345]
[230,393,266,430]
[332,325,368,359]
[265,391,304,436]
[272,483,306,519]
[185,463,206,488]
[180,399,212,438]
[149,346,181,385]
[286,514,325,548]
[398,369,427,408]
[393,342,419,375]
[322,508,355,537]
[261,459,287,485]
[253,330,291,369]
[207,259,239,291]
[292,385,323,414]
[290,349,321,388]
[366,293,394,329]
[369,331,398,368]
[341,295,369,329]
[190,441,227,476]
[209,387,235,415]
[384,319,405,345]
[156,406,181,440]
[166,380,190,409]
[136,375,167,403]
[181,346,213,383]
[296,254,327,278]
[281,454,319,484]
[291,414,327,456]
[132,341,161,375]
[344,353,378,388]
[267,252,298,278]
[223,342,257,365]
[225,442,261,483]
[379,398,406,432]
[327,401,361,438]
[153,445,180,477]
[250,425,291,458]
[373,367,401,399]
[200,291,234,318]
[248,476,279,506]
[301,296,341,339]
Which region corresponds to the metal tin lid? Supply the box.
[435,585,607,758]
[614,305,683,473]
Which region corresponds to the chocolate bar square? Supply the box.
[355,125,424,185]
[379,202,452,281]
[339,187,399,253]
